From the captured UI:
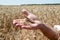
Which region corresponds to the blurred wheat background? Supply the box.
[0,5,60,40]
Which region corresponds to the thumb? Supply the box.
[22,9,39,23]
[22,9,29,16]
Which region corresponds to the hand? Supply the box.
[13,9,41,29]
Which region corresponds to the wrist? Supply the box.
[37,23,45,29]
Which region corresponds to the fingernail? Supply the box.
[22,9,26,12]
[13,20,17,24]
[22,25,25,28]
[22,9,29,16]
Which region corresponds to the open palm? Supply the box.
[13,9,41,29]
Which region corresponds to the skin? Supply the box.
[13,9,59,40]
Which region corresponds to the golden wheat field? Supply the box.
[0,5,60,40]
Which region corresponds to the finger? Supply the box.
[22,25,31,28]
[20,24,39,30]
[22,9,36,19]
[13,18,27,25]
[13,19,21,25]
[22,9,29,16]
[22,9,34,22]
[22,9,39,22]
[13,19,18,25]
[15,22,40,30]
[15,22,31,28]
[16,23,23,26]
[34,20,41,24]
[21,23,38,28]
[16,24,22,27]
[29,23,38,27]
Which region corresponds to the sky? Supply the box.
[0,0,60,5]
